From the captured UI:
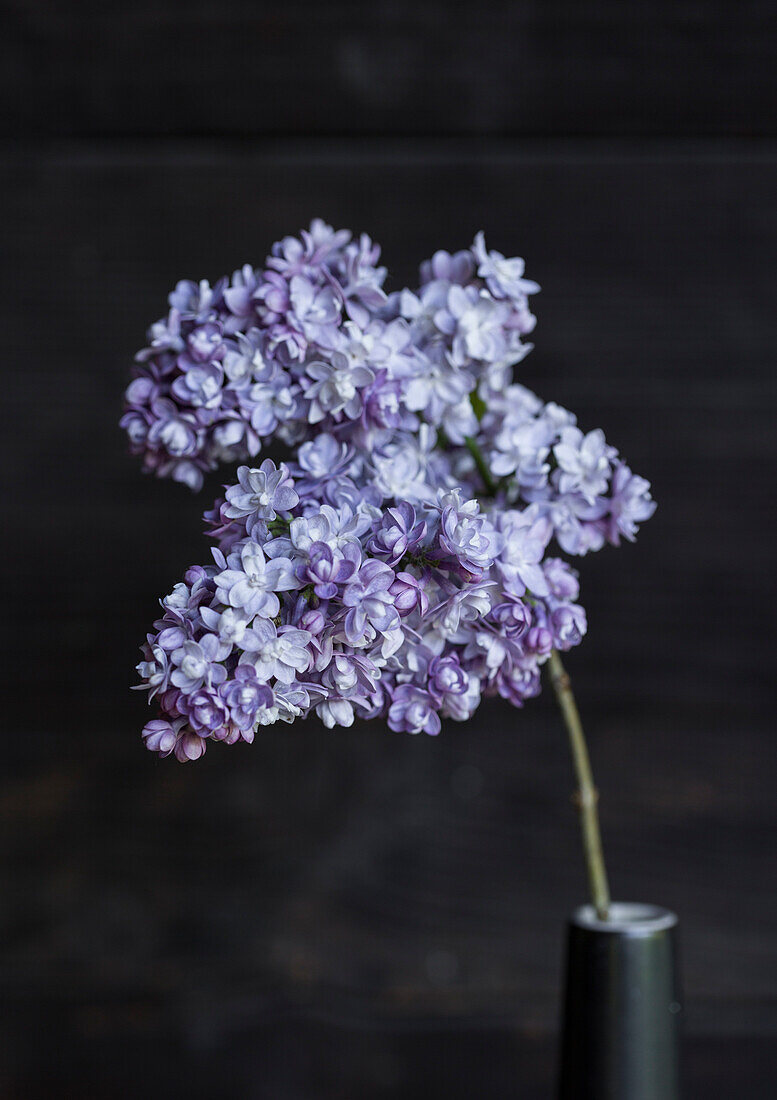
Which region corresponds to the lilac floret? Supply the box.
[146,398,200,457]
[368,503,427,566]
[224,265,261,331]
[427,654,468,702]
[305,355,374,422]
[490,599,531,638]
[215,541,298,618]
[171,360,224,409]
[321,651,380,699]
[341,560,400,644]
[496,509,551,597]
[388,685,441,736]
[389,571,429,617]
[223,461,299,523]
[549,603,588,650]
[142,718,181,756]
[434,491,500,578]
[220,666,274,734]
[420,247,475,286]
[170,635,227,694]
[553,427,616,505]
[174,730,209,763]
[240,620,312,683]
[472,231,540,302]
[182,688,230,736]
[168,278,225,322]
[299,541,361,599]
[605,463,657,544]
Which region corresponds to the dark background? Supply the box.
[2,2,777,1096]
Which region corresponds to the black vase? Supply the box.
[558,903,681,1099]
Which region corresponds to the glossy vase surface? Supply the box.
[559,903,681,1100]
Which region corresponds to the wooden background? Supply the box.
[2,2,777,1095]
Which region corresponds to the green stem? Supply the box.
[464,436,498,496]
[547,650,611,920]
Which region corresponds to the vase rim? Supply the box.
[570,902,678,935]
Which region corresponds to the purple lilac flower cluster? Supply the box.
[138,459,592,760]
[120,222,540,491]
[128,222,656,760]
[122,220,393,490]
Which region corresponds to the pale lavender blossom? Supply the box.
[120,406,152,450]
[429,580,496,637]
[142,717,182,756]
[215,542,298,618]
[463,625,524,678]
[604,463,656,544]
[490,599,531,638]
[543,558,580,601]
[403,346,473,422]
[317,698,358,728]
[540,495,608,557]
[434,491,500,578]
[146,398,200,457]
[240,620,312,683]
[388,685,441,736]
[342,560,400,644]
[440,672,481,721]
[167,458,208,492]
[286,504,372,555]
[254,270,291,323]
[222,329,266,385]
[496,508,552,596]
[220,666,274,734]
[371,446,433,503]
[199,605,251,646]
[168,278,225,322]
[472,232,540,302]
[427,653,469,702]
[135,642,172,699]
[305,355,374,422]
[549,603,588,650]
[185,322,225,364]
[333,234,388,326]
[224,265,261,331]
[442,286,513,366]
[274,680,326,722]
[136,308,184,359]
[294,434,355,482]
[182,688,230,736]
[496,660,542,708]
[223,461,299,523]
[491,416,552,486]
[361,372,410,432]
[289,276,341,345]
[368,503,427,566]
[389,570,429,617]
[321,651,380,699]
[268,219,351,278]
[419,247,475,286]
[171,361,224,409]
[299,541,361,599]
[554,427,616,505]
[246,373,297,437]
[170,636,227,694]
